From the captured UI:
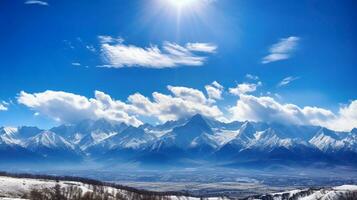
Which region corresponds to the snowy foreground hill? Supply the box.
[0,175,224,200]
[1,114,357,167]
[0,175,356,200]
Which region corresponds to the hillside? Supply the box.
[0,174,356,200]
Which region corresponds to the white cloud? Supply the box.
[245,74,259,80]
[86,45,96,52]
[229,94,334,126]
[16,83,357,132]
[205,81,224,100]
[98,36,124,44]
[24,0,48,6]
[128,85,224,122]
[262,36,300,64]
[167,85,208,104]
[17,90,142,126]
[99,36,216,69]
[229,82,262,96]
[229,94,357,131]
[0,101,8,111]
[313,100,357,132]
[185,43,217,53]
[277,76,299,87]
[71,62,81,66]
[17,86,224,126]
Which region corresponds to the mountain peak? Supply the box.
[316,127,340,139]
[238,121,256,138]
[187,114,206,125]
[27,131,74,150]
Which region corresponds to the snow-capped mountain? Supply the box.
[309,128,345,152]
[87,126,156,156]
[50,119,128,150]
[24,131,81,161]
[0,114,357,167]
[25,131,74,149]
[151,114,215,150]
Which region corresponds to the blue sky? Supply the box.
[0,0,356,131]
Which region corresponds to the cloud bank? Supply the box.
[229,94,357,132]
[17,90,142,126]
[17,82,357,131]
[17,84,224,126]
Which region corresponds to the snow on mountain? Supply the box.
[142,117,189,138]
[0,126,42,146]
[216,122,261,154]
[23,131,82,161]
[0,127,18,136]
[210,129,240,146]
[309,128,346,152]
[25,131,74,150]
[246,128,308,150]
[1,116,357,166]
[151,114,216,151]
[91,126,156,150]
[0,128,22,146]
[50,119,128,150]
[79,130,118,150]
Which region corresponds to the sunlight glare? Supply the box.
[169,0,196,8]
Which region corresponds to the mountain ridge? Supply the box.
[1,114,357,167]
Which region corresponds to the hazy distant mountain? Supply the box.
[0,115,356,167]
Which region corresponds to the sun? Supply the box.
[168,0,196,8]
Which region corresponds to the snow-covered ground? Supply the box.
[0,176,124,199]
[258,185,357,200]
[0,175,356,200]
[0,176,227,200]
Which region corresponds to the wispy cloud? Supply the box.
[24,0,48,6]
[186,43,217,53]
[85,45,96,52]
[98,36,217,69]
[0,101,9,111]
[245,74,259,80]
[71,62,81,66]
[98,36,124,44]
[277,76,300,87]
[262,36,300,64]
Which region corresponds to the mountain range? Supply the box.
[1,114,357,168]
